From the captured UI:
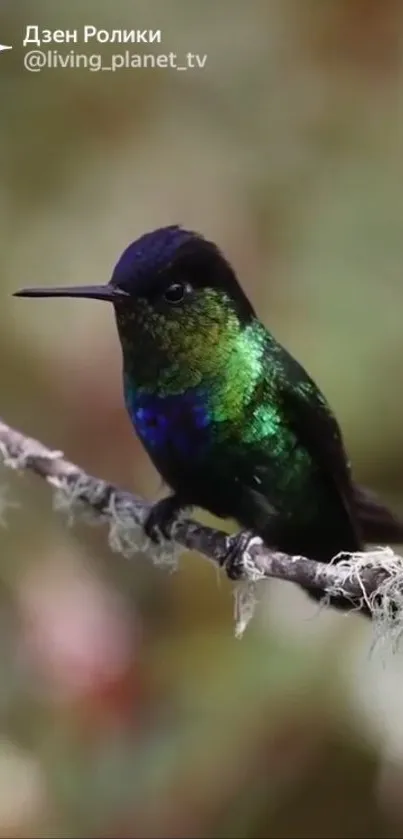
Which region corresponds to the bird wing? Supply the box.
[353,483,403,543]
[278,360,360,541]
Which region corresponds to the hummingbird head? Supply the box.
[14,225,256,390]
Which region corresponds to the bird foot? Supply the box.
[144,495,186,543]
[222,530,256,580]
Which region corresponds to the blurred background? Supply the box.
[1,0,403,836]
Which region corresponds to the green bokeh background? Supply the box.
[1,2,403,836]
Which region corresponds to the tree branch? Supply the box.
[0,417,402,635]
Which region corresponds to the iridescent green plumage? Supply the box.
[116,274,360,571]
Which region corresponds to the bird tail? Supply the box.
[305,485,403,618]
[259,483,402,617]
[354,484,403,545]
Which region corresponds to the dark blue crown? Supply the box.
[111,225,198,289]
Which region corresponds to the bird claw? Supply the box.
[144,496,184,543]
[222,530,256,580]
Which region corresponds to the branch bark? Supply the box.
[0,417,401,628]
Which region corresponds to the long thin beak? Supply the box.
[13,284,128,302]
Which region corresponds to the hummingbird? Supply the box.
[14,225,403,613]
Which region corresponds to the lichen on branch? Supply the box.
[0,417,402,639]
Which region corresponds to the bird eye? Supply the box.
[163,282,187,304]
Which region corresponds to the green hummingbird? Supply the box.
[14,225,403,612]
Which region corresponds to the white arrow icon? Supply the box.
[0,44,12,52]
